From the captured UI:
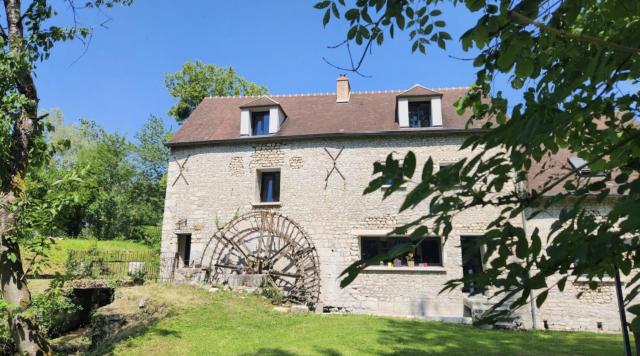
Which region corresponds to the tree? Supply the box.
[317,0,640,346]
[0,1,132,353]
[129,115,171,246]
[165,60,269,123]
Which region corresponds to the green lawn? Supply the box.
[111,284,630,356]
[27,238,154,276]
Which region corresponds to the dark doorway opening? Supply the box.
[461,236,484,294]
[178,234,191,267]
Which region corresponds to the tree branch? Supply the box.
[529,131,640,200]
[510,11,640,54]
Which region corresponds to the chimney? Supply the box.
[336,74,350,103]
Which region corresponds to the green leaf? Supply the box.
[331,3,340,18]
[314,1,331,9]
[515,59,533,77]
[587,181,606,191]
[323,9,331,27]
[396,14,405,30]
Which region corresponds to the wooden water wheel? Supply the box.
[199,211,320,305]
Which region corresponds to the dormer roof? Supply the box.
[238,96,281,109]
[397,84,443,97]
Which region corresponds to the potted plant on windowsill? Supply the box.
[406,252,415,267]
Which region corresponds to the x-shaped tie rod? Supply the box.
[324,147,345,186]
[172,154,191,187]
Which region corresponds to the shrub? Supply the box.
[65,245,104,279]
[27,280,80,337]
[260,281,284,305]
[128,267,147,285]
[0,299,15,354]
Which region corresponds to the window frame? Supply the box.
[177,233,192,268]
[250,110,270,136]
[255,168,281,205]
[359,235,445,270]
[460,235,486,294]
[407,99,432,128]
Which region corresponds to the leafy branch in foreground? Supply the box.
[1,0,133,353]
[319,0,640,336]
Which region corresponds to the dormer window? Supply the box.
[239,96,286,137]
[251,111,270,136]
[397,85,443,128]
[409,101,431,128]
[568,156,604,177]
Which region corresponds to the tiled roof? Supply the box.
[168,87,476,145]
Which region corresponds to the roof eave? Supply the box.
[166,128,484,148]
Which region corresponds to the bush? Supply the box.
[260,282,284,305]
[65,245,104,279]
[128,267,147,285]
[27,280,80,337]
[0,300,15,355]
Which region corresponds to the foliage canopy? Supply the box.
[165,61,269,123]
[317,0,640,333]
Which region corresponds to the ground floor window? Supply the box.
[178,234,191,267]
[460,235,484,294]
[361,236,442,267]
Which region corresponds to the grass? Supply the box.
[111,283,631,356]
[26,238,155,276]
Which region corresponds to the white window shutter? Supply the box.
[240,109,251,136]
[431,97,443,126]
[398,98,409,127]
[269,107,281,134]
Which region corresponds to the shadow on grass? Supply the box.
[242,348,344,356]
[240,349,297,356]
[87,313,181,356]
[375,319,627,355]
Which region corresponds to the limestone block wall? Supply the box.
[524,205,627,332]
[160,134,623,331]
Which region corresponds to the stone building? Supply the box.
[161,76,623,332]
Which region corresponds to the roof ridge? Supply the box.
[205,86,469,99]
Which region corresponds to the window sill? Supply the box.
[363,266,446,273]
[252,202,282,208]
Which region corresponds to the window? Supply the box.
[259,171,280,203]
[408,101,431,128]
[251,111,270,136]
[177,234,191,267]
[361,236,442,267]
[460,236,484,294]
[568,156,604,177]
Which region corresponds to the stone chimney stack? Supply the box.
[336,74,350,103]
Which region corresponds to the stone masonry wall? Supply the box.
[160,134,622,331]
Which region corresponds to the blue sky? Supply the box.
[37,1,485,139]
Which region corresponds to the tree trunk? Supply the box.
[0,194,52,355]
[1,0,53,353]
